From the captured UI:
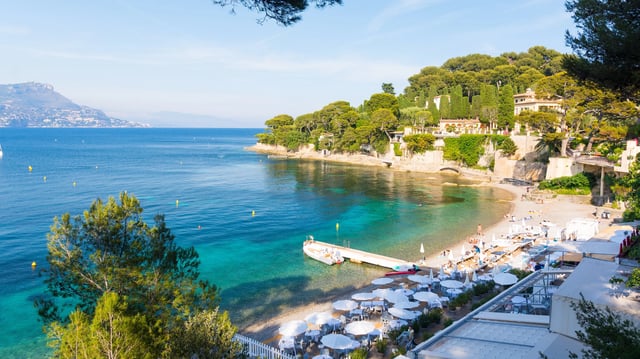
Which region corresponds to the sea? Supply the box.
[0,128,513,357]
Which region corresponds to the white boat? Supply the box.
[303,236,344,265]
[0,144,3,159]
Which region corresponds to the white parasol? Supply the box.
[344,321,376,336]
[393,301,420,309]
[279,320,308,337]
[439,265,445,278]
[321,333,354,350]
[440,279,464,289]
[429,268,434,281]
[413,291,439,302]
[373,288,393,299]
[494,272,518,286]
[384,291,409,304]
[332,299,358,311]
[420,243,425,254]
[407,274,430,284]
[388,307,419,320]
[305,311,334,326]
[511,295,527,304]
[371,277,393,286]
[472,271,478,282]
[351,292,376,301]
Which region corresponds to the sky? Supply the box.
[0,0,577,128]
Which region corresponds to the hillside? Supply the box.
[0,82,147,128]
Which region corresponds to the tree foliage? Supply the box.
[37,192,241,358]
[403,134,436,154]
[563,0,640,102]
[568,294,640,359]
[211,0,342,26]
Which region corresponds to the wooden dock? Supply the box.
[306,240,416,270]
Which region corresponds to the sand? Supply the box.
[237,180,619,343]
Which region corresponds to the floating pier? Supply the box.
[307,240,416,270]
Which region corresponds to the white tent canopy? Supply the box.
[565,218,599,240]
[550,258,640,339]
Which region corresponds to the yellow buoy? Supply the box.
[336,222,340,231]
[72,181,77,187]
[252,210,255,217]
[28,165,32,172]
[31,261,37,268]
[176,200,179,207]
[43,176,47,182]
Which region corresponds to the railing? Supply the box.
[233,334,296,359]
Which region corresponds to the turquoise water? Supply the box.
[0,128,512,357]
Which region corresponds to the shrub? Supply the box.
[443,318,454,328]
[427,308,443,324]
[421,332,433,342]
[403,133,436,153]
[538,173,595,194]
[375,338,388,353]
[394,142,402,156]
[627,268,640,288]
[350,347,368,359]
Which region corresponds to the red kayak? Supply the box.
[384,269,419,276]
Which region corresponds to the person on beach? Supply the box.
[477,223,483,236]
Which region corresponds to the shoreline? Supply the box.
[238,144,611,343]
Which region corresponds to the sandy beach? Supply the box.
[237,179,615,343]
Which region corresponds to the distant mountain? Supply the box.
[0,82,148,128]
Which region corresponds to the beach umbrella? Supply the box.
[472,271,478,282]
[494,272,518,286]
[393,301,420,309]
[305,311,335,326]
[407,274,430,284]
[463,272,470,286]
[371,277,393,286]
[461,245,466,257]
[384,291,409,304]
[279,320,308,337]
[373,288,393,299]
[351,292,376,301]
[321,333,353,350]
[429,268,434,281]
[440,279,464,289]
[332,299,358,311]
[344,321,376,336]
[448,250,454,261]
[413,291,439,302]
[439,265,445,278]
[388,307,418,320]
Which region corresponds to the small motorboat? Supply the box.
[302,236,344,265]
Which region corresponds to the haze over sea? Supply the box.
[0,128,512,357]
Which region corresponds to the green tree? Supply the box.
[403,134,436,154]
[212,0,342,26]
[499,137,518,157]
[168,309,244,359]
[37,192,237,357]
[382,82,395,95]
[365,93,400,118]
[568,293,640,358]
[563,0,640,102]
[48,292,152,359]
[370,108,399,142]
[621,156,640,220]
[497,84,515,131]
